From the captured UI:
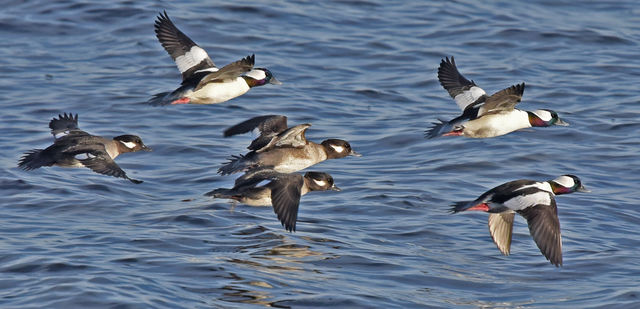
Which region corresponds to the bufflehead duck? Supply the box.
[205,170,340,232]
[451,175,589,266]
[218,115,361,175]
[149,11,281,105]
[18,113,151,184]
[425,56,568,138]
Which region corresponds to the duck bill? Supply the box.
[331,184,341,192]
[555,119,570,126]
[142,145,153,151]
[576,185,590,193]
[349,150,362,157]
[269,76,282,85]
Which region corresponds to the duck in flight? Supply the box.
[425,56,568,138]
[149,11,281,106]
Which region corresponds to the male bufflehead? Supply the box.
[425,56,568,138]
[149,11,281,105]
[451,175,589,266]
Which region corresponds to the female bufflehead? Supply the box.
[218,115,361,175]
[149,11,281,105]
[425,56,568,138]
[206,170,340,232]
[451,175,589,267]
[18,113,151,183]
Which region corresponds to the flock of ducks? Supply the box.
[17,11,590,267]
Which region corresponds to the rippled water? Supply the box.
[2,0,640,308]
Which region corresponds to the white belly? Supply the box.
[190,78,250,104]
[464,110,530,138]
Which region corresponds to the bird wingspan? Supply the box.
[155,11,216,80]
[517,200,562,267]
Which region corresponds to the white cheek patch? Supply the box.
[313,179,327,187]
[504,191,551,210]
[553,176,575,188]
[245,69,266,80]
[454,86,486,110]
[533,110,553,121]
[330,145,345,153]
[175,46,210,73]
[120,141,138,149]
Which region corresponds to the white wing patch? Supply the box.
[552,176,575,188]
[503,191,551,210]
[195,67,219,74]
[54,131,69,139]
[120,141,138,149]
[313,179,327,187]
[175,46,210,74]
[454,86,486,110]
[245,69,266,80]
[330,145,345,153]
[74,153,96,160]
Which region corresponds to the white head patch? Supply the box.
[313,179,327,187]
[175,46,210,74]
[245,69,266,80]
[120,141,138,149]
[553,175,575,188]
[532,110,553,121]
[330,145,345,153]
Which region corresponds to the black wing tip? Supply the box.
[18,149,44,170]
[222,115,286,137]
[510,82,526,95]
[127,177,144,184]
[155,10,171,27]
[49,112,78,126]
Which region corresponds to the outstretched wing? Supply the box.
[80,155,143,184]
[517,199,562,267]
[270,174,304,232]
[223,115,289,151]
[155,11,216,81]
[256,123,310,153]
[488,212,515,256]
[49,113,88,140]
[438,56,487,110]
[194,54,255,90]
[480,83,525,115]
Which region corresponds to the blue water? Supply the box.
[1,0,639,308]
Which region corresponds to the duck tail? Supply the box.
[204,188,234,198]
[450,200,475,213]
[424,119,452,139]
[217,154,255,175]
[18,149,49,170]
[147,91,174,106]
